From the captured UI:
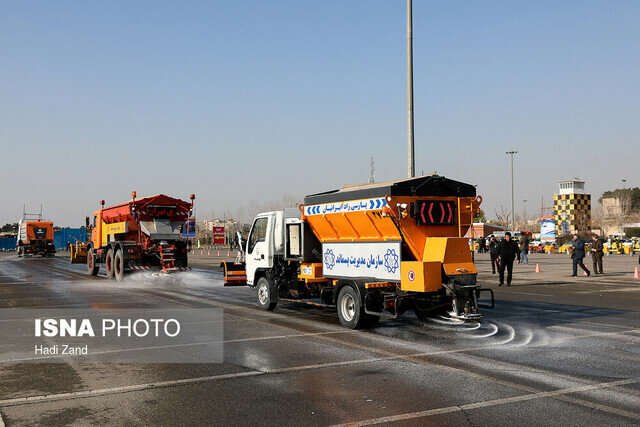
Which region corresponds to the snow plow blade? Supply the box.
[221,260,247,286]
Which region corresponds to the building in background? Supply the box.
[601,197,623,217]
[464,223,511,238]
[553,180,591,237]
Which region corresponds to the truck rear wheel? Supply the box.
[87,248,99,276]
[337,285,374,329]
[114,249,125,282]
[105,248,115,280]
[256,277,277,311]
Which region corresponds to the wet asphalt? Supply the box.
[0,252,639,426]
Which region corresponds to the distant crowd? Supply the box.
[475,232,638,287]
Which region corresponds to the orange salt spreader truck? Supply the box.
[225,174,494,329]
[16,218,56,256]
[84,192,195,281]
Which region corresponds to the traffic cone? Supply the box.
[217,250,220,256]
[208,250,211,256]
[535,263,541,273]
[227,250,230,257]
[634,266,639,279]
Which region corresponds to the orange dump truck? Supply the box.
[234,174,493,329]
[16,219,56,256]
[86,192,195,281]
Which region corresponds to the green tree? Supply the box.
[0,223,18,233]
[474,209,487,223]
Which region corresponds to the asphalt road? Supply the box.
[0,252,639,426]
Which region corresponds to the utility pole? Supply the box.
[621,179,628,215]
[523,199,527,228]
[369,157,376,183]
[506,151,517,230]
[406,0,415,178]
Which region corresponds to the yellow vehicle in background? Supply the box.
[70,239,89,264]
[559,242,573,254]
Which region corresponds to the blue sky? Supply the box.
[1,1,638,226]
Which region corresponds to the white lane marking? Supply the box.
[548,325,640,339]
[0,344,522,407]
[576,287,640,294]
[502,290,553,297]
[562,327,640,340]
[0,329,353,363]
[501,313,635,330]
[6,275,635,415]
[0,370,265,407]
[331,377,640,426]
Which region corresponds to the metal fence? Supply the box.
[0,228,87,251]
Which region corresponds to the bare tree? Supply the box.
[492,206,512,228]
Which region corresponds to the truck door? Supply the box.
[245,215,271,286]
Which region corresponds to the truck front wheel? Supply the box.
[256,277,277,311]
[114,249,125,282]
[87,248,99,276]
[105,248,115,280]
[337,285,372,329]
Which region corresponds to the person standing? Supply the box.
[497,232,521,286]
[477,237,485,253]
[519,233,530,265]
[570,234,590,277]
[591,235,604,274]
[488,236,499,274]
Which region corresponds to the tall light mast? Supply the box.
[407,0,415,178]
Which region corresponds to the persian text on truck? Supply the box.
[224,175,493,328]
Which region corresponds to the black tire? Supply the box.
[336,285,373,329]
[105,248,115,280]
[87,247,99,276]
[256,276,277,311]
[114,249,125,282]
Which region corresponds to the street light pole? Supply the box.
[506,151,517,231]
[406,0,415,178]
[622,179,627,189]
[523,199,527,229]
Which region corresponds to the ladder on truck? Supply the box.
[160,246,177,272]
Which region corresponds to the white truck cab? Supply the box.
[246,211,282,286]
[245,208,305,286]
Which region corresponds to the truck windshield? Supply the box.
[248,218,268,253]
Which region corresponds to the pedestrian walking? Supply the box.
[519,233,530,265]
[570,234,590,277]
[591,235,604,274]
[497,232,521,286]
[479,237,487,253]
[488,236,499,274]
